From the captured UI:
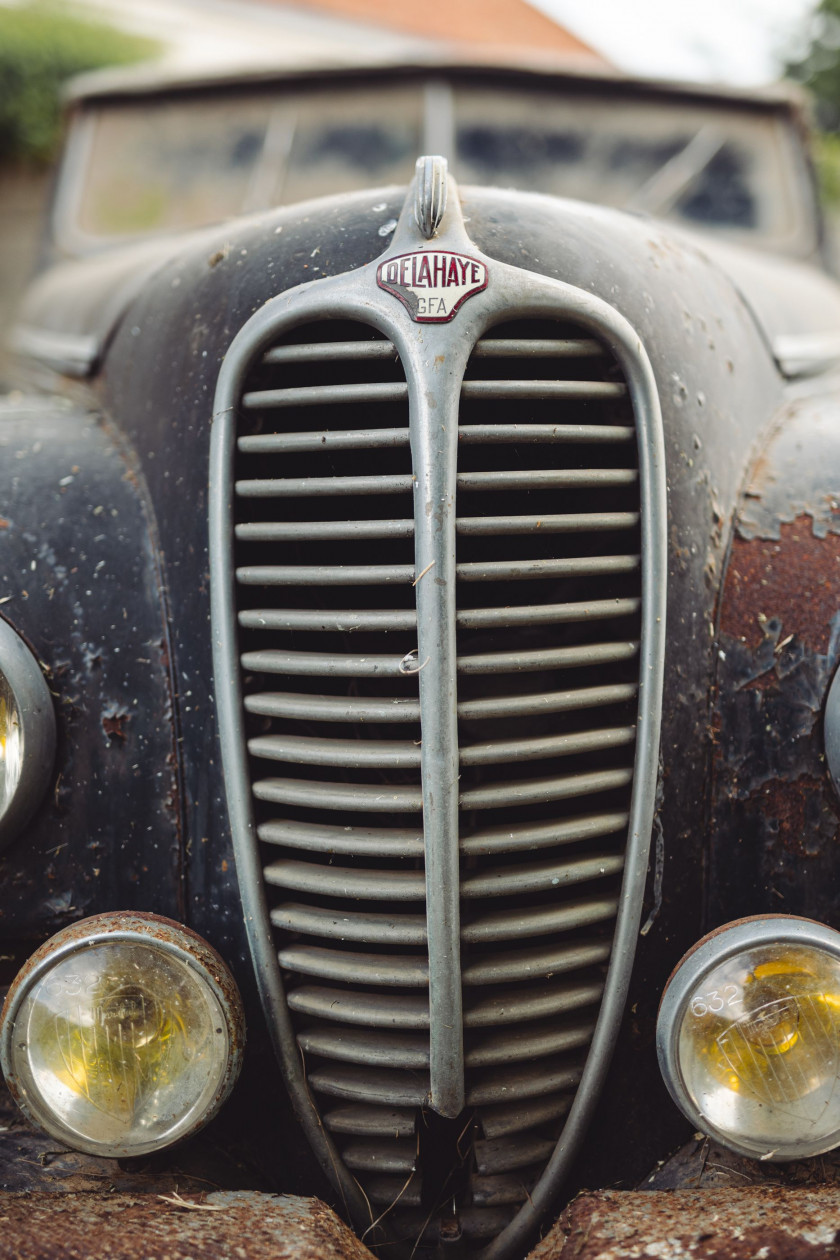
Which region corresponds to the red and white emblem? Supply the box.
[377,250,488,323]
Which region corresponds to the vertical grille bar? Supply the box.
[409,352,466,1116]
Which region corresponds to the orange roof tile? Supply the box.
[279,0,607,64]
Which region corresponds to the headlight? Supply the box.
[0,913,244,1157]
[0,616,55,848]
[657,916,840,1161]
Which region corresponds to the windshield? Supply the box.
[60,77,810,257]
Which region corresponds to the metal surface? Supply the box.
[531,1188,840,1259]
[710,395,840,931]
[0,1191,376,1260]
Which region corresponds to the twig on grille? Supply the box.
[412,561,436,586]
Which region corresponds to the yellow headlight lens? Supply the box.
[658,917,840,1161]
[1,914,244,1157]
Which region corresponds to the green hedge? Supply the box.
[0,3,158,166]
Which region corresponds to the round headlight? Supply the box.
[658,916,840,1161]
[0,913,244,1158]
[0,616,55,848]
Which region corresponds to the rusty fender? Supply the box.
[709,391,840,927]
[532,1187,840,1258]
[0,1191,377,1260]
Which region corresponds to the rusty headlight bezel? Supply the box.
[657,915,840,1162]
[0,913,245,1158]
[0,617,55,849]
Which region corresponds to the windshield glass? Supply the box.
[63,78,808,256]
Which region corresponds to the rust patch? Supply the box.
[530,1187,840,1259]
[747,775,840,859]
[709,511,840,925]
[719,517,840,657]
[101,709,129,742]
[0,1191,376,1260]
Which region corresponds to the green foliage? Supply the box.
[0,2,158,166]
[788,0,840,130]
[813,131,840,206]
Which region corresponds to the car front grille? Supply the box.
[232,316,641,1246]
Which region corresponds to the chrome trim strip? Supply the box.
[773,331,840,379]
[10,325,99,377]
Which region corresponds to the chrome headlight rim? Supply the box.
[0,912,246,1158]
[0,616,56,849]
[657,914,840,1161]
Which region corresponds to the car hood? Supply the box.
[11,183,840,382]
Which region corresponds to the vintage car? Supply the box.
[2,53,840,1258]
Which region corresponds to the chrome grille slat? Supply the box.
[458,684,637,721]
[258,819,425,856]
[459,725,635,766]
[238,555,639,585]
[266,851,621,903]
[456,555,639,581]
[288,987,430,1028]
[286,979,604,1029]
[249,725,633,769]
[253,778,423,811]
[456,642,638,674]
[238,422,633,454]
[236,519,414,541]
[242,650,409,676]
[239,608,416,632]
[250,734,422,769]
[237,473,413,497]
[365,1176,422,1208]
[237,467,636,497]
[298,1025,430,1070]
[229,313,649,1248]
[475,1135,556,1175]
[242,378,625,410]
[239,427,410,453]
[263,340,401,364]
[459,811,629,856]
[265,861,426,900]
[307,1056,586,1107]
[277,945,429,985]
[457,511,639,535]
[460,766,634,810]
[242,381,408,408]
[238,598,638,634]
[462,897,622,944]
[461,854,624,898]
[273,895,620,947]
[342,1140,417,1174]
[273,905,427,944]
[237,563,415,585]
[457,468,637,490]
[323,1104,417,1137]
[462,941,613,986]
[471,338,604,358]
[246,692,421,723]
[456,597,640,629]
[478,1093,573,1141]
[259,335,606,366]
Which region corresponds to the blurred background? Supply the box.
[0,0,836,362]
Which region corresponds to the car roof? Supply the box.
[65,53,805,116]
